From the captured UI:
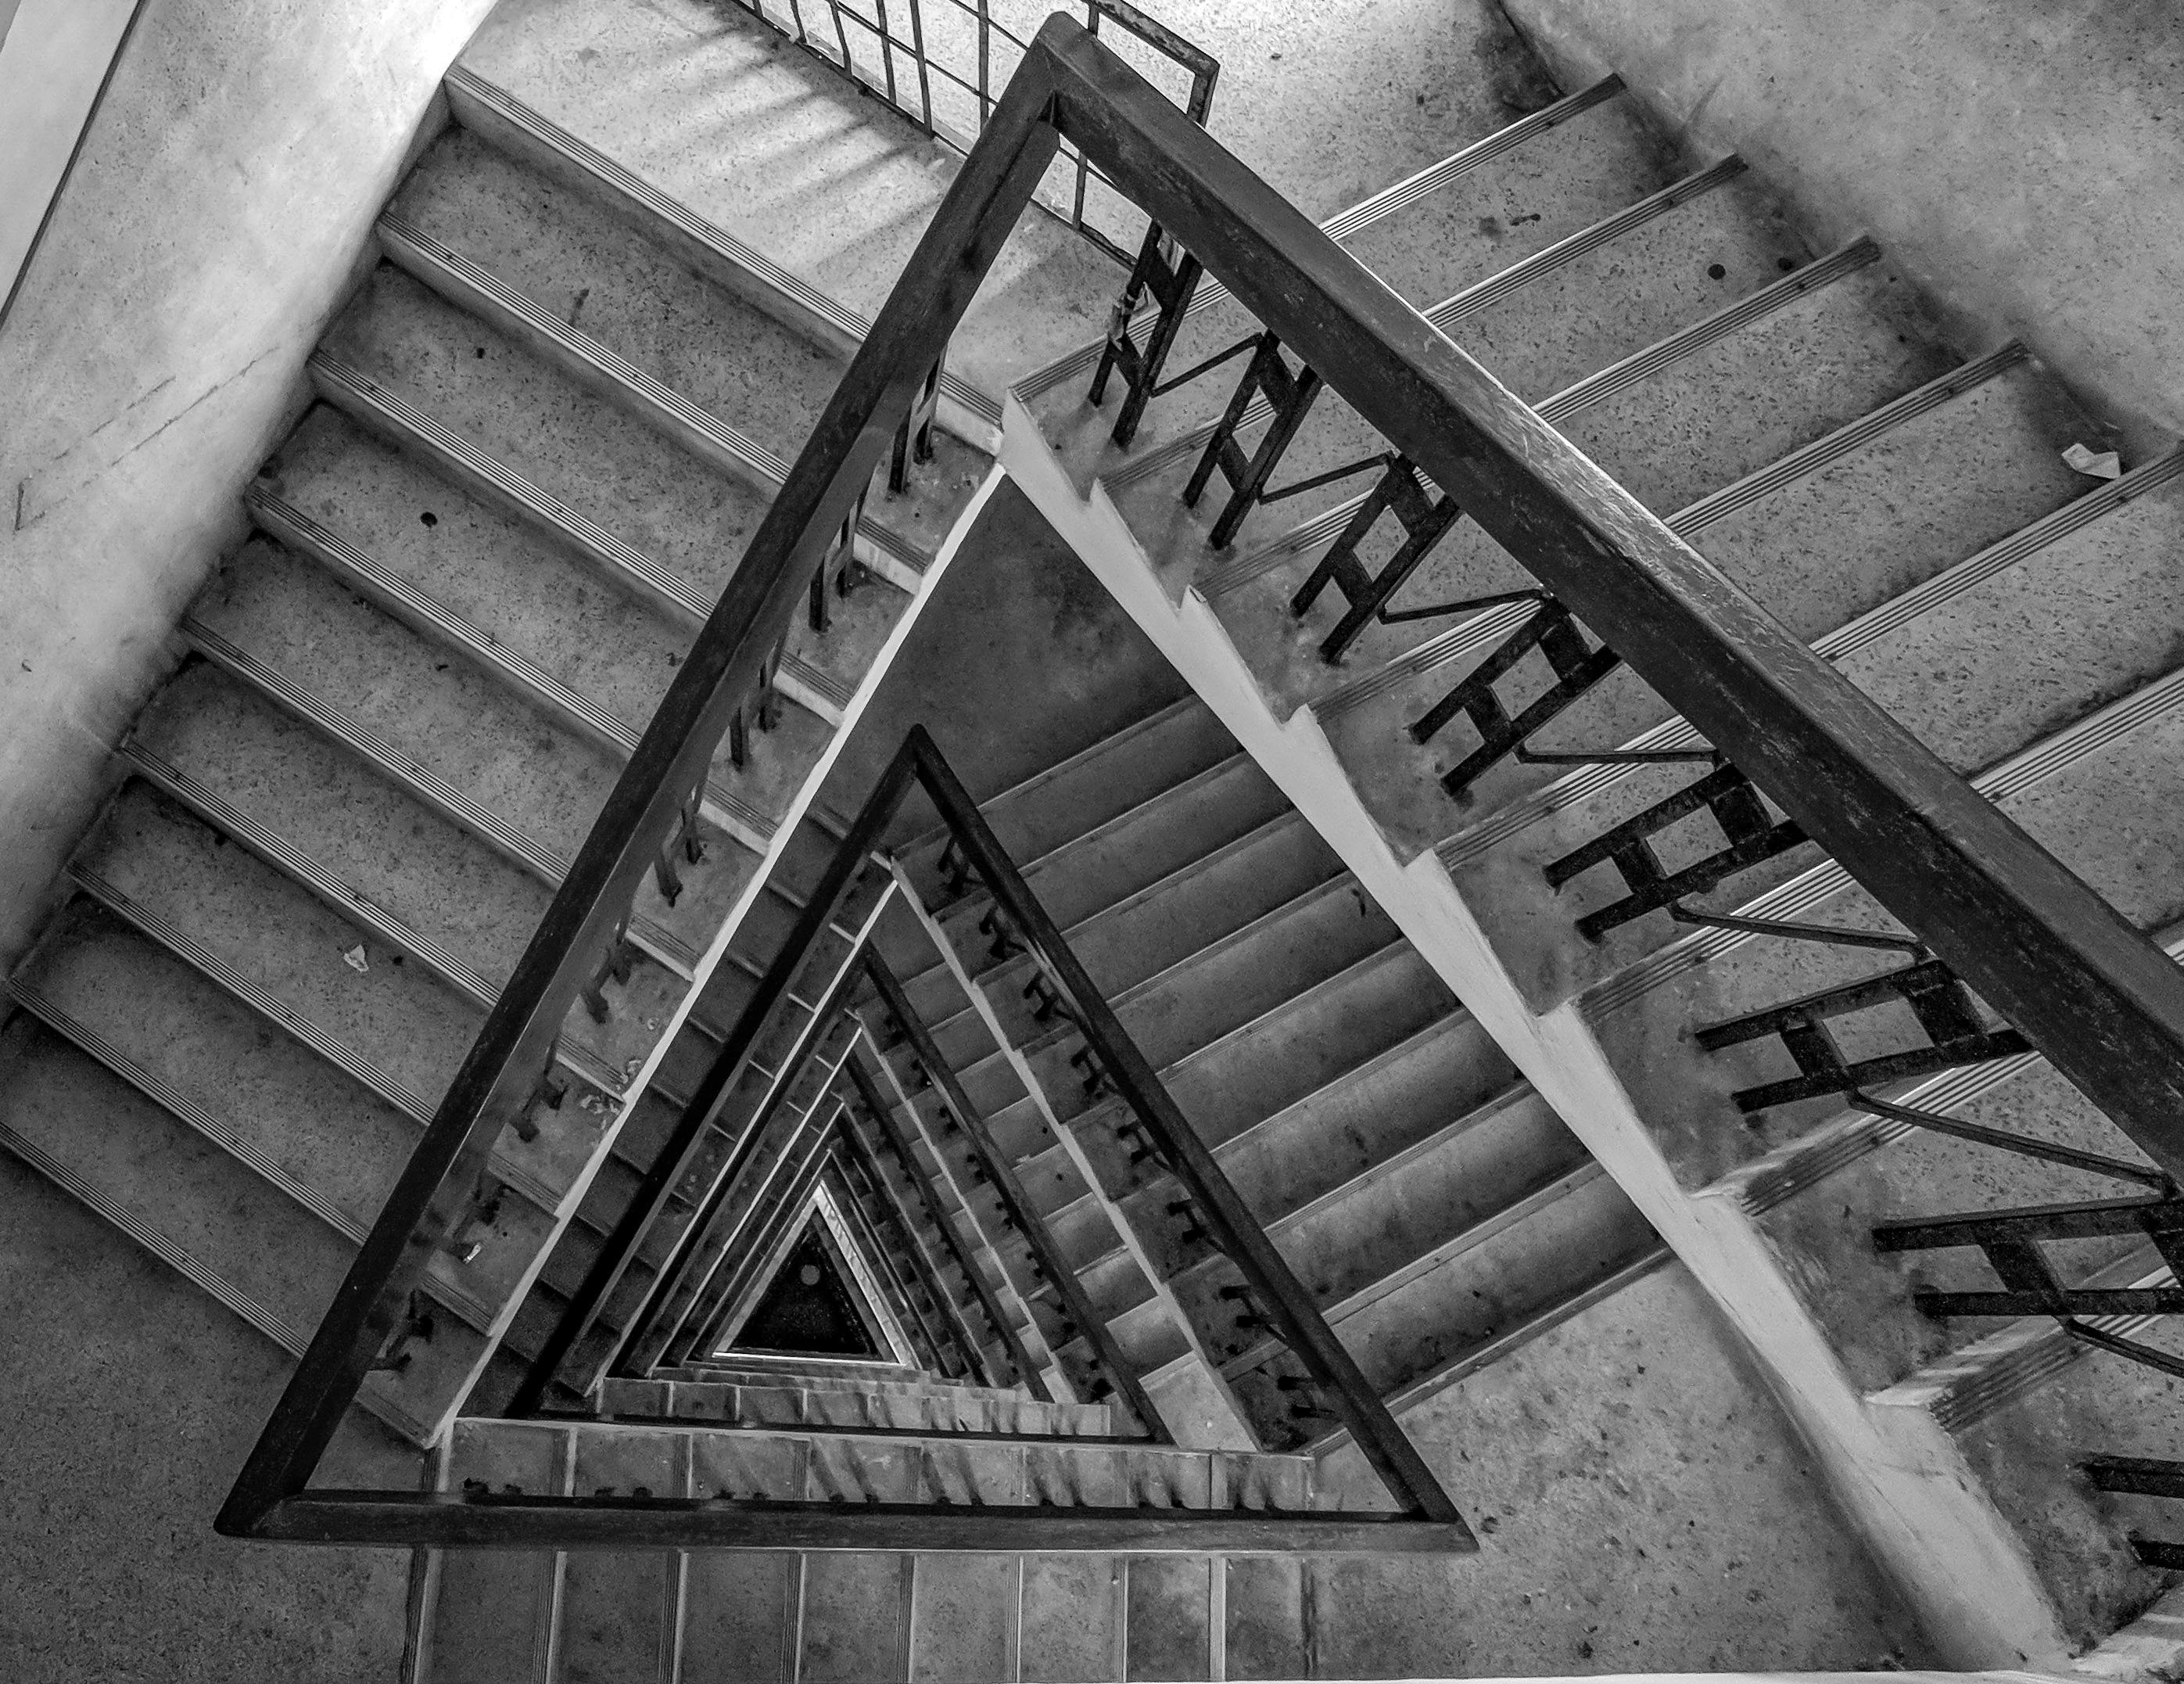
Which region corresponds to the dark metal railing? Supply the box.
[842,1044,1050,1398]
[857,947,1167,1435]
[224,9,2184,1555]
[1067,36,2184,1194]
[729,0,1216,265]
[216,29,1063,1547]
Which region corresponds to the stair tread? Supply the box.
[325,263,776,599]
[393,123,845,473]
[133,660,554,998]
[192,535,626,870]
[457,0,1117,399]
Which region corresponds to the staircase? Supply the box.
[877,695,1663,1452]
[1,36,986,1452]
[1005,46,2184,1668]
[5,0,2161,1676]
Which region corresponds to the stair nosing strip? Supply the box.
[1723,923,2184,1215]
[1440,440,2184,872]
[1586,658,2184,1016]
[443,66,1002,436]
[1012,74,1626,403]
[378,212,796,487]
[309,351,712,627]
[1878,1248,2175,1434]
[180,614,703,980]
[120,738,500,1011]
[1216,1160,1613,1379]
[1533,234,1880,422]
[8,974,366,1241]
[1102,153,1752,495]
[69,860,441,1122]
[1305,1243,1674,1453]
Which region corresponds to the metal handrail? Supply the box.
[729,0,1217,263]
[858,944,1168,1438]
[841,1045,1052,1400]
[217,37,1063,1541]
[223,9,2184,1552]
[551,724,1462,1522]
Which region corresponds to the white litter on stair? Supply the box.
[342,945,368,973]
[2064,442,2123,478]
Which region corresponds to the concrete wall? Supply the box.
[0,0,499,968]
[1501,0,2184,458]
[0,0,142,314]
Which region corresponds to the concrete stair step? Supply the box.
[923,811,1347,1068]
[1283,1157,1660,1404]
[1588,654,2184,1190]
[1078,154,1758,529]
[904,697,1240,881]
[1442,165,1817,410]
[1218,343,2083,734]
[0,1011,489,1446]
[1558,257,1951,519]
[927,748,1293,951]
[370,206,974,598]
[1099,1080,1583,1350]
[454,1417,1312,1509]
[392,122,844,475]
[596,1375,1113,1438]
[76,780,513,1112]
[191,534,632,868]
[322,261,776,606]
[6,898,555,1325]
[455,0,1116,400]
[938,872,1408,1138]
[1025,948,1493,1271]
[129,660,558,1004]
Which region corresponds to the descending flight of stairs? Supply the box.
[1007,49,2184,1661]
[0,43,990,1450]
[5,0,2175,1675]
[877,695,1664,1452]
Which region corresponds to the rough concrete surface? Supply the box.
[1312,1263,1935,1675]
[1501,0,2184,458]
[0,1149,420,1682]
[0,0,500,975]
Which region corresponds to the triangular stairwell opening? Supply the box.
[723,1199,893,1363]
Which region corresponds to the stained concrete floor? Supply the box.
[0,1151,421,1683]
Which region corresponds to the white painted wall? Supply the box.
[0,0,500,968]
[0,0,139,314]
